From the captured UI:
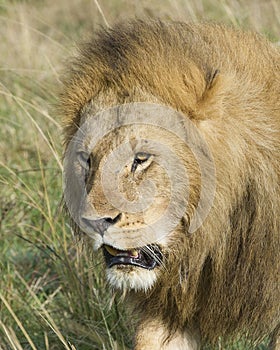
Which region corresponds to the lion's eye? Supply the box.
[77,151,91,170]
[131,152,152,173]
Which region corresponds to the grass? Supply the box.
[0,0,279,349]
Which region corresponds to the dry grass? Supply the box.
[0,0,279,349]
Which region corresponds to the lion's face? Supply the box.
[64,102,214,292]
[84,125,173,291]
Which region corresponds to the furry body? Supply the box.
[61,20,280,349]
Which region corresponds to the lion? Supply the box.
[61,20,280,349]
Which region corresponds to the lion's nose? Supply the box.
[81,213,122,236]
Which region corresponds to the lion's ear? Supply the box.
[206,69,220,90]
[196,68,229,120]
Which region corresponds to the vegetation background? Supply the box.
[0,0,279,349]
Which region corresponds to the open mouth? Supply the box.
[103,244,162,270]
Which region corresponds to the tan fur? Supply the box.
[61,20,280,348]
[135,319,200,350]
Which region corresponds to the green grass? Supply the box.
[0,0,279,349]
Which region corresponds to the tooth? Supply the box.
[130,249,139,257]
[105,245,119,256]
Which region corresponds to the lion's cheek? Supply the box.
[143,195,170,225]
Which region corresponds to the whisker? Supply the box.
[141,244,166,270]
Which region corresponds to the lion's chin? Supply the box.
[103,244,162,292]
[105,266,158,292]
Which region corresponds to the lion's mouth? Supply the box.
[103,244,162,270]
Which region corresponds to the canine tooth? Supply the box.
[105,245,119,256]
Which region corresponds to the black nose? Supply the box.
[81,213,121,235]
